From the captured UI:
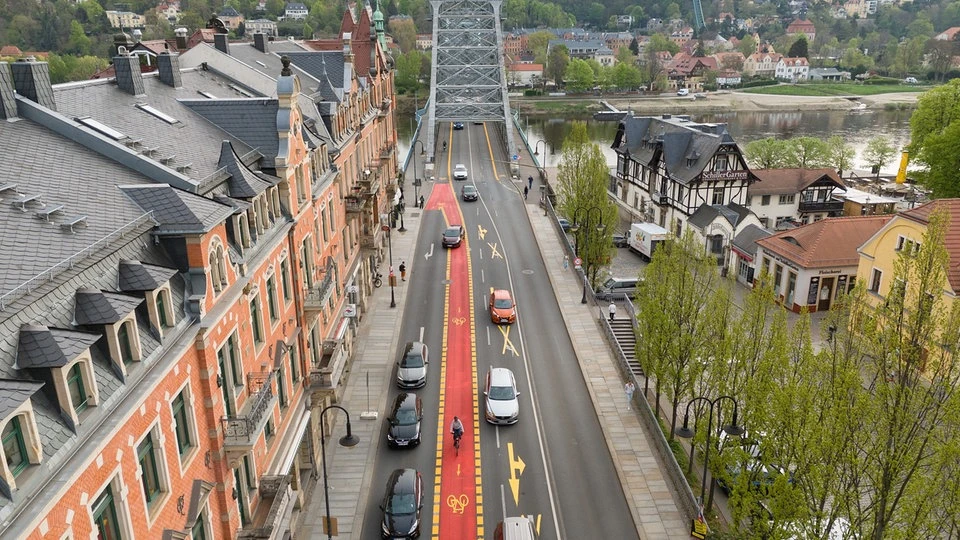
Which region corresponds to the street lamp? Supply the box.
[388,224,396,308]
[319,405,360,540]
[570,206,605,304]
[533,139,548,156]
[676,395,744,514]
[412,140,425,206]
[397,202,406,232]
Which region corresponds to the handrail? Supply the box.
[222,371,275,441]
[0,212,156,311]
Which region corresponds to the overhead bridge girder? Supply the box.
[426,0,514,164]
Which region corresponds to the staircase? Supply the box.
[608,318,643,377]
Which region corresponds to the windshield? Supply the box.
[602,278,617,288]
[444,228,460,237]
[455,165,466,171]
[386,493,417,515]
[394,408,418,426]
[488,385,516,401]
[401,351,424,368]
[493,298,513,309]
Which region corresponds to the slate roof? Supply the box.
[900,199,960,293]
[614,115,742,185]
[749,168,845,196]
[0,380,44,421]
[283,51,347,94]
[73,288,144,325]
[732,224,771,259]
[16,325,101,368]
[217,140,275,198]
[180,98,282,167]
[118,260,177,292]
[120,184,234,234]
[758,215,892,268]
[688,202,754,229]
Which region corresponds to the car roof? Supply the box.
[386,468,419,493]
[402,341,424,354]
[445,225,462,232]
[455,163,466,168]
[463,184,477,190]
[489,367,515,385]
[492,289,512,299]
[393,392,419,410]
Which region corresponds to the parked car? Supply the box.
[557,218,571,232]
[453,164,468,180]
[461,184,479,201]
[904,76,918,84]
[453,121,465,130]
[484,367,519,425]
[595,277,643,301]
[489,289,517,324]
[611,233,629,248]
[396,341,429,389]
[380,468,423,538]
[677,88,690,96]
[442,225,465,248]
[717,431,792,493]
[386,393,423,448]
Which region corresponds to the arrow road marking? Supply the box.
[507,442,525,506]
[425,243,434,261]
[477,224,488,240]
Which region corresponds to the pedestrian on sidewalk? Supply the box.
[399,261,407,281]
[419,195,425,209]
[563,255,569,270]
[528,175,533,190]
[523,186,528,199]
[608,301,617,321]
[625,381,636,408]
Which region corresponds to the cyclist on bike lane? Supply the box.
[450,416,464,444]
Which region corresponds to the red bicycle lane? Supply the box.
[426,183,483,540]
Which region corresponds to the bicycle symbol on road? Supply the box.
[452,316,467,326]
[446,494,469,514]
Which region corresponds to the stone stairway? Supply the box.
[608,318,643,377]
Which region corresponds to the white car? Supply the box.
[453,164,468,181]
[904,76,918,84]
[677,88,690,96]
[484,367,519,425]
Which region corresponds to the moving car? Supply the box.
[386,393,423,448]
[380,468,423,538]
[442,225,465,248]
[677,88,690,96]
[484,367,519,425]
[461,184,479,201]
[494,517,538,540]
[453,121,464,130]
[453,164,468,180]
[489,289,517,324]
[396,341,429,389]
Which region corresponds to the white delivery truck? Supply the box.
[628,222,670,260]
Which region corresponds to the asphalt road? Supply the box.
[362,122,637,539]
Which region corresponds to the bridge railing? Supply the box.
[401,99,431,178]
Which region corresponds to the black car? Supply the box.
[386,393,422,448]
[453,122,464,130]
[380,468,423,538]
[612,233,629,248]
[461,184,479,201]
[442,225,465,248]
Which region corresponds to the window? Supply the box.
[191,509,208,540]
[210,244,227,293]
[869,268,882,292]
[280,259,292,304]
[242,454,256,489]
[774,264,784,292]
[266,276,279,323]
[289,342,300,383]
[2,417,28,477]
[761,195,771,206]
[219,333,243,389]
[233,468,249,527]
[92,484,122,540]
[156,291,170,329]
[117,323,135,365]
[172,390,195,457]
[67,363,88,413]
[138,433,163,506]
[250,298,264,346]
[778,194,795,205]
[712,189,724,205]
[277,365,288,408]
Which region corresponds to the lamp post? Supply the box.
[397,202,406,232]
[570,206,605,304]
[675,395,744,514]
[533,139,548,157]
[388,224,396,308]
[319,405,360,539]
[413,140,425,205]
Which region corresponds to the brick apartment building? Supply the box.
[0,5,397,539]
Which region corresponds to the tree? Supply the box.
[64,20,91,56]
[526,30,555,64]
[737,34,758,57]
[649,32,680,54]
[785,136,830,169]
[546,44,569,87]
[863,136,896,178]
[787,36,808,58]
[554,122,617,286]
[826,135,856,178]
[564,58,594,92]
[629,37,640,56]
[394,50,422,94]
[610,62,642,91]
[915,120,960,198]
[387,17,416,53]
[301,22,313,39]
[744,137,790,169]
[615,45,636,66]
[926,39,957,83]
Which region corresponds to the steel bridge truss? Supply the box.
[426,0,514,163]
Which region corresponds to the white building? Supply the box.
[106,10,147,29]
[284,2,309,20]
[775,56,809,82]
[246,19,278,37]
[748,168,846,229]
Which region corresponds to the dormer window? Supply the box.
[67,362,90,413]
[0,381,43,497]
[210,241,228,293]
[118,260,178,337]
[117,320,138,364]
[236,214,251,248]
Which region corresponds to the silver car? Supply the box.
[484,367,519,425]
[397,341,428,389]
[453,164,468,181]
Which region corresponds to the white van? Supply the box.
[494,517,537,540]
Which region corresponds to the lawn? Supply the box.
[742,83,930,96]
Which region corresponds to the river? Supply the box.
[397,108,914,175]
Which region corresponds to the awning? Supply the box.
[271,409,311,475]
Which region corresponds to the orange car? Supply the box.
[489,289,516,324]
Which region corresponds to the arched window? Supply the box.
[210,241,227,293]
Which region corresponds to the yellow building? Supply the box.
[856,199,960,306]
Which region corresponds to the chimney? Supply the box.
[175,28,188,50]
[113,48,145,96]
[11,58,57,111]
[0,62,17,119]
[214,33,230,55]
[156,50,182,88]
[113,32,133,57]
[342,32,353,64]
[254,32,268,53]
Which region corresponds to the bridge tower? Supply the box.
[692,0,706,30]
[426,0,515,163]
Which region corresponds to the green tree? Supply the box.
[554,122,617,286]
[915,120,960,198]
[909,79,960,155]
[301,22,314,39]
[388,17,417,53]
[737,34,758,57]
[629,37,640,55]
[546,44,569,87]
[863,136,896,178]
[648,32,680,54]
[744,137,790,169]
[785,136,830,168]
[615,45,635,66]
[787,36,808,58]
[610,62,642,90]
[564,58,594,91]
[394,50,423,94]
[826,135,856,177]
[64,20,91,56]
[526,30,556,64]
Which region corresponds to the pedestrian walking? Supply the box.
[419,195,425,209]
[399,261,407,281]
[608,301,617,321]
[563,255,569,270]
[523,186,528,199]
[528,175,533,190]
[625,381,636,409]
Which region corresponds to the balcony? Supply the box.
[358,170,381,197]
[378,98,392,117]
[304,260,336,314]
[237,475,294,540]
[652,191,670,206]
[344,196,367,214]
[361,226,384,251]
[798,199,845,214]
[308,339,347,391]
[380,142,395,160]
[222,371,276,456]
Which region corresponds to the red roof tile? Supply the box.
[900,198,960,293]
[750,168,844,196]
[758,215,892,268]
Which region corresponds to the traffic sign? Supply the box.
[574,257,582,268]
[512,154,519,161]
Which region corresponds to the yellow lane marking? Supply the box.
[431,225,455,539]
[486,242,503,260]
[482,122,500,181]
[507,442,526,506]
[477,224,487,240]
[446,124,454,184]
[498,326,519,357]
